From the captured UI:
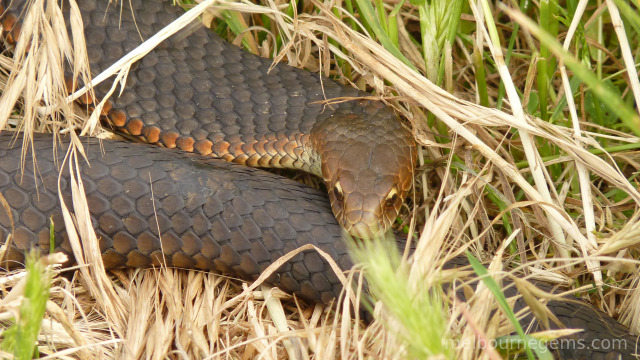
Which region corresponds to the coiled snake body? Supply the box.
[1,0,416,238]
[0,0,637,359]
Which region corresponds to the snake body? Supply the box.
[0,132,350,304]
[1,0,416,238]
[0,133,636,359]
[0,0,637,359]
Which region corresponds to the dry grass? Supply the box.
[1,0,640,359]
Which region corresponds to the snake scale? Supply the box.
[0,0,637,358]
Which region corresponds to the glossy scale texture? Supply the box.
[0,133,349,304]
[0,0,416,237]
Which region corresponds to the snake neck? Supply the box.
[207,131,322,175]
[105,114,322,175]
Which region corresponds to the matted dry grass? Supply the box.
[0,0,639,359]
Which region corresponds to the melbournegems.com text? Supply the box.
[446,337,629,352]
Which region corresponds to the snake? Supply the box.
[0,0,637,359]
[0,0,416,239]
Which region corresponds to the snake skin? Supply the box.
[0,133,638,358]
[0,132,350,303]
[0,0,416,237]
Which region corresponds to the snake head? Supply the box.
[311,104,416,238]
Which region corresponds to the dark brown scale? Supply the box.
[0,132,347,304]
[0,135,635,359]
[1,0,416,237]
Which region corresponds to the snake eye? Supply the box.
[384,187,398,207]
[333,182,344,202]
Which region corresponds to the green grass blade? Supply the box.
[387,10,399,48]
[466,252,547,360]
[611,0,640,36]
[497,0,532,109]
[374,0,388,34]
[436,0,465,86]
[354,0,417,71]
[49,217,55,254]
[505,6,640,135]
[342,0,358,30]
[1,251,52,360]
[496,335,553,359]
[474,46,490,106]
[350,236,453,359]
[537,0,550,120]
[219,10,258,54]
[515,142,640,169]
